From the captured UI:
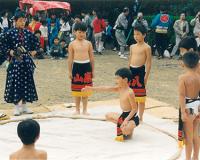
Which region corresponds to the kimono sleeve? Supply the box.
[0,31,11,56]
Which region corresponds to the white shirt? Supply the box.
[60,22,70,32]
[2,17,8,28]
[39,25,48,38]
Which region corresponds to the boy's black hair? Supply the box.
[40,19,47,26]
[74,15,81,20]
[60,39,66,42]
[123,7,129,13]
[33,16,39,21]
[96,12,103,19]
[51,19,56,24]
[115,68,132,82]
[179,36,197,51]
[54,37,59,41]
[134,24,147,35]
[182,51,199,69]
[17,119,40,145]
[34,30,41,35]
[74,22,87,32]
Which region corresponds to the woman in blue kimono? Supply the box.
[0,9,40,116]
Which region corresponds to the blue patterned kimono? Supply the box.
[0,28,40,104]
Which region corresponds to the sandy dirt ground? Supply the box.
[0,51,182,118]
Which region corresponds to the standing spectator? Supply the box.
[92,12,106,54]
[190,11,200,37]
[81,11,93,42]
[39,20,48,53]
[1,11,11,32]
[132,12,149,31]
[59,16,71,46]
[47,13,60,32]
[103,21,114,49]
[72,15,82,33]
[48,20,59,47]
[28,16,41,33]
[114,7,129,59]
[151,6,172,59]
[171,13,189,58]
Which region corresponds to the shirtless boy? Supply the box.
[68,22,94,115]
[178,51,200,160]
[10,119,47,160]
[129,24,152,121]
[82,68,139,142]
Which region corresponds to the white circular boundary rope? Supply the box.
[0,114,183,160]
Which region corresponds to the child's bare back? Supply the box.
[179,72,200,98]
[129,43,151,66]
[69,39,92,61]
[10,148,47,160]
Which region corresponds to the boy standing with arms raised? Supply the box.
[68,22,94,115]
[129,24,152,121]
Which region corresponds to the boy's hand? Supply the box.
[82,86,92,92]
[121,119,128,128]
[144,76,148,86]
[181,111,188,122]
[68,73,72,80]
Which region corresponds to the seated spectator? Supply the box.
[9,119,47,160]
[50,37,62,59]
[60,39,68,57]
[34,30,45,59]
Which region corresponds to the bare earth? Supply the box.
[0,51,182,112]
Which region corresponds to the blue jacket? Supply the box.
[151,13,172,34]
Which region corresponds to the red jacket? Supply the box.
[28,22,41,33]
[93,18,106,33]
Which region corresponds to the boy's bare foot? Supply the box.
[82,111,90,116]
[73,111,80,115]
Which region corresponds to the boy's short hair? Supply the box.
[179,36,197,51]
[17,119,40,145]
[74,22,87,32]
[115,68,132,82]
[33,16,39,21]
[54,37,59,41]
[123,7,129,13]
[182,51,199,69]
[74,15,81,20]
[134,24,147,35]
[34,30,41,35]
[41,20,47,26]
[60,39,66,42]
